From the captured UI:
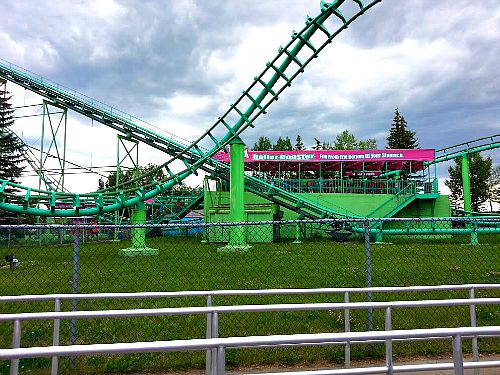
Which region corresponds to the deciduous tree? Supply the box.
[487,165,500,211]
[358,138,377,150]
[445,153,492,212]
[273,136,292,151]
[252,136,272,151]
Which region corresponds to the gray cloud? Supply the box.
[1,0,499,169]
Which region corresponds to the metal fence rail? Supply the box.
[1,218,499,374]
[1,326,499,375]
[1,290,499,375]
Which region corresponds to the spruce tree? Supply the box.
[386,108,418,149]
[294,135,304,150]
[313,138,322,150]
[0,79,25,223]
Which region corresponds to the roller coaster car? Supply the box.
[326,223,352,242]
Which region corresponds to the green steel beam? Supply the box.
[351,227,499,235]
[0,1,382,218]
[430,142,500,165]
[379,137,500,180]
[461,155,472,215]
[226,138,249,249]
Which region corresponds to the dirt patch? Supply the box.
[119,353,499,375]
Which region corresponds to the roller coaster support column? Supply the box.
[118,201,159,256]
[461,155,478,245]
[219,137,251,252]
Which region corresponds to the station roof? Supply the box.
[213,149,435,172]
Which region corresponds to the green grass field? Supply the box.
[1,233,499,374]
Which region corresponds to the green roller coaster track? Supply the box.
[0,1,382,219]
[379,134,500,179]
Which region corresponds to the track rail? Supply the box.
[379,134,500,178]
[0,1,382,217]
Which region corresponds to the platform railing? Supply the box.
[254,178,438,195]
[1,284,499,375]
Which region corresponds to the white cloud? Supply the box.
[90,0,126,19]
[163,94,215,115]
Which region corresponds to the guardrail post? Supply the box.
[469,287,479,375]
[51,298,61,375]
[206,295,213,375]
[217,345,226,375]
[452,334,464,375]
[364,220,373,331]
[211,312,219,375]
[10,319,21,375]
[385,307,393,375]
[344,291,351,368]
[70,231,80,369]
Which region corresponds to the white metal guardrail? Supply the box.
[1,327,499,375]
[2,283,499,302]
[1,284,499,375]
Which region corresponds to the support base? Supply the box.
[118,247,159,257]
[217,244,252,253]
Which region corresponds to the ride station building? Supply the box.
[204,148,451,242]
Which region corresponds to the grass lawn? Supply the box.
[1,233,499,374]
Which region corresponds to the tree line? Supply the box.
[252,108,418,151]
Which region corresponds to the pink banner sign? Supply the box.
[213,148,435,163]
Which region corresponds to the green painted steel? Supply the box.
[204,191,450,223]
[379,134,500,179]
[350,227,500,235]
[118,202,159,256]
[149,193,204,225]
[461,155,472,215]
[0,1,382,219]
[229,138,247,247]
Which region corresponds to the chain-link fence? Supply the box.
[1,218,499,374]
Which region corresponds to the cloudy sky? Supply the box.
[1,0,499,192]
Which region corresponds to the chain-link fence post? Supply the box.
[364,219,373,331]
[70,228,80,369]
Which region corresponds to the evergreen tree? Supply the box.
[0,79,25,223]
[313,138,322,150]
[386,108,418,149]
[273,136,292,151]
[445,153,492,212]
[252,136,272,151]
[294,134,304,150]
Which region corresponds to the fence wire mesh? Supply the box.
[1,217,499,374]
